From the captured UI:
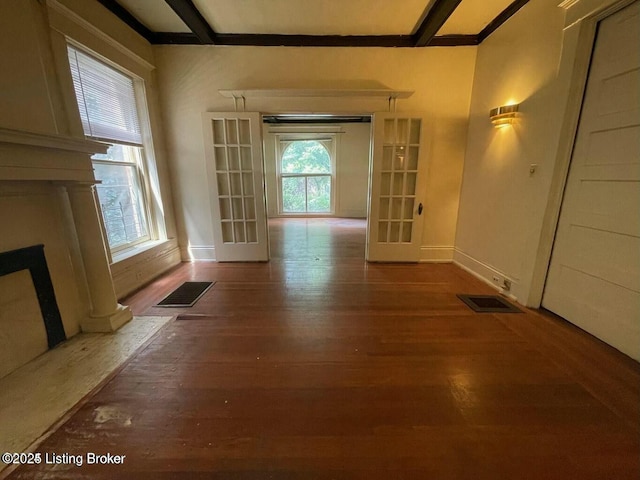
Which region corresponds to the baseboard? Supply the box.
[111,240,181,299]
[419,246,454,263]
[337,210,367,218]
[453,247,519,301]
[180,245,216,262]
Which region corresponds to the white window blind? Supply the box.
[67,46,142,146]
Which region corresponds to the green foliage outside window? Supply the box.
[281,141,332,213]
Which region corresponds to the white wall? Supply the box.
[454,0,568,303]
[263,122,371,218]
[154,45,477,261]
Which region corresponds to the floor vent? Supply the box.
[457,294,522,313]
[156,282,214,307]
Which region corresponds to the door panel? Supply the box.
[367,113,427,262]
[542,1,640,361]
[202,112,268,261]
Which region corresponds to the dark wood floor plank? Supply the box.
[7,218,639,479]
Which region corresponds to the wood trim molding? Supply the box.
[413,0,464,47]
[86,0,526,47]
[163,0,217,44]
[94,0,155,43]
[478,0,531,43]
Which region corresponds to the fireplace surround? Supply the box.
[0,244,66,349]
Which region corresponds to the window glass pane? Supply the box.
[93,159,149,249]
[91,144,137,163]
[282,141,331,174]
[307,176,331,213]
[282,177,306,213]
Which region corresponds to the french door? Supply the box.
[202,112,268,261]
[366,113,428,262]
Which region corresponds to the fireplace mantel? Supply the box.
[0,127,107,183]
[0,127,132,336]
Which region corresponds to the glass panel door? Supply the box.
[367,114,427,262]
[203,113,268,261]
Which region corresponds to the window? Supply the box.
[67,45,151,251]
[279,140,333,214]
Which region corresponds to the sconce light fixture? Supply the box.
[489,104,519,127]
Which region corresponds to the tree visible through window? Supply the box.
[67,45,151,251]
[281,140,332,213]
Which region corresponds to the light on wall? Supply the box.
[489,104,519,127]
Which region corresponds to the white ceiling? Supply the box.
[117,0,190,33]
[437,0,515,35]
[109,0,523,43]
[191,0,429,35]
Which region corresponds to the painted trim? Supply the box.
[527,0,636,307]
[180,245,216,261]
[112,242,181,298]
[46,0,155,71]
[453,248,519,301]
[419,246,454,263]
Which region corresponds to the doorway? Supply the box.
[262,115,372,261]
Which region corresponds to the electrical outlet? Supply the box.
[503,279,512,292]
[492,276,501,283]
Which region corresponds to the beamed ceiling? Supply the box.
[96,0,530,47]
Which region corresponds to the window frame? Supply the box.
[66,42,158,254]
[276,134,337,216]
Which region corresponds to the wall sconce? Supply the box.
[489,104,519,127]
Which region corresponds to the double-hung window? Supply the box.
[67,45,151,252]
[279,139,334,214]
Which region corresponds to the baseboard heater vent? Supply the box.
[457,294,522,313]
[156,281,214,307]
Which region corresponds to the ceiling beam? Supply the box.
[413,0,464,47]
[95,0,156,43]
[478,0,530,42]
[163,0,217,44]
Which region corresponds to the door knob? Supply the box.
[418,203,423,215]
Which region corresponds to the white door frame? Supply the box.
[526,0,638,307]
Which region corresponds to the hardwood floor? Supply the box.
[6,218,639,479]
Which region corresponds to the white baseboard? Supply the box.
[453,247,519,301]
[337,210,367,218]
[180,245,216,261]
[419,245,454,263]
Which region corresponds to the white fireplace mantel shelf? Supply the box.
[0,128,106,183]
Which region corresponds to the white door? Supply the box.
[367,113,428,262]
[543,1,640,361]
[202,112,268,261]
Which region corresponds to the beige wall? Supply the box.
[154,45,477,261]
[47,0,181,297]
[0,0,179,377]
[263,122,371,218]
[454,0,568,303]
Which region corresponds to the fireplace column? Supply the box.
[66,183,132,332]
